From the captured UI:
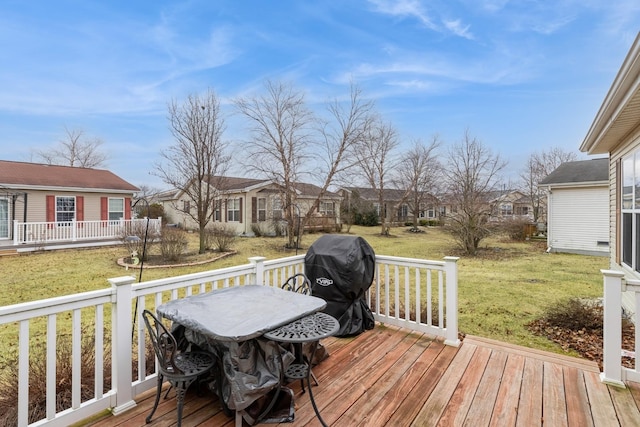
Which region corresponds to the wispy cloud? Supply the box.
[368,0,438,30]
[367,0,475,40]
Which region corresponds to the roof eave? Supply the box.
[581,32,640,155]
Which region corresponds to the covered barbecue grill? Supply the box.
[304,235,375,337]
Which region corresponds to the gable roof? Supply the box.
[0,160,139,192]
[293,182,340,199]
[343,186,407,201]
[539,158,609,186]
[205,176,271,192]
[581,32,640,155]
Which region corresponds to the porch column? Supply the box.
[249,256,267,286]
[109,276,138,413]
[443,256,460,347]
[600,269,626,387]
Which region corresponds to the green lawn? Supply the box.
[0,225,608,355]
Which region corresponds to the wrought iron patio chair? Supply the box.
[279,273,320,387]
[142,309,217,427]
[281,273,311,295]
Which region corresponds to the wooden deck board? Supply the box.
[464,350,508,425]
[438,345,492,426]
[82,325,640,427]
[489,353,525,427]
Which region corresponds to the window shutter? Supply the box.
[100,197,108,222]
[239,198,243,223]
[76,196,84,227]
[125,197,132,220]
[46,195,55,222]
[252,197,257,223]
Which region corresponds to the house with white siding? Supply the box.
[579,32,640,314]
[539,158,609,256]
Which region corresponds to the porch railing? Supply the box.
[601,270,640,387]
[12,218,162,246]
[0,254,458,427]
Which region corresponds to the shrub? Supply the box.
[271,219,286,237]
[500,218,535,241]
[159,226,188,262]
[206,224,237,252]
[251,223,267,237]
[354,210,379,226]
[119,220,158,261]
[543,298,603,332]
[0,330,113,426]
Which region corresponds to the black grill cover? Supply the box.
[304,235,375,336]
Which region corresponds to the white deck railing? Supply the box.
[0,254,458,427]
[12,218,162,246]
[601,270,640,387]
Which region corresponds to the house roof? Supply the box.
[205,176,271,192]
[293,182,340,199]
[580,32,640,155]
[162,176,339,200]
[539,158,609,186]
[0,160,139,192]
[343,186,407,201]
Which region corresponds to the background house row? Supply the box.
[4,158,600,247]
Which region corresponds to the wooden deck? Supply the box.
[83,323,640,426]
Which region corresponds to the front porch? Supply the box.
[7,217,162,248]
[83,326,640,426]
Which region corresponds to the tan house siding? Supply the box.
[15,190,132,223]
[161,178,341,235]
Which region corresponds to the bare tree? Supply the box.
[32,126,108,168]
[443,130,507,255]
[234,80,313,248]
[154,89,230,254]
[354,119,399,235]
[520,147,578,223]
[395,137,441,230]
[309,84,376,220]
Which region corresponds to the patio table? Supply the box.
[156,285,327,426]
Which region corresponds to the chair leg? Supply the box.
[175,384,187,427]
[146,374,164,424]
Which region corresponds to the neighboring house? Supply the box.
[0,160,140,244]
[436,189,533,224]
[159,176,342,235]
[489,190,535,221]
[341,187,438,224]
[579,32,640,314]
[538,158,609,256]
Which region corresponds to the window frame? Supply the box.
[319,201,334,216]
[621,152,640,272]
[108,197,125,221]
[56,196,76,224]
[227,198,241,222]
[257,197,267,222]
[0,197,8,239]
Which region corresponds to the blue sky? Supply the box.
[1,1,639,189]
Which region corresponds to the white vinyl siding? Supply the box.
[547,187,609,255]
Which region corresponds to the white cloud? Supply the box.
[368,0,437,30]
[444,19,474,39]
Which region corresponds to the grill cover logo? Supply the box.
[315,277,333,287]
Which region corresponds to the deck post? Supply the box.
[109,276,139,413]
[249,256,267,286]
[600,269,626,388]
[443,256,460,347]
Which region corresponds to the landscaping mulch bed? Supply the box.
[527,307,636,370]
